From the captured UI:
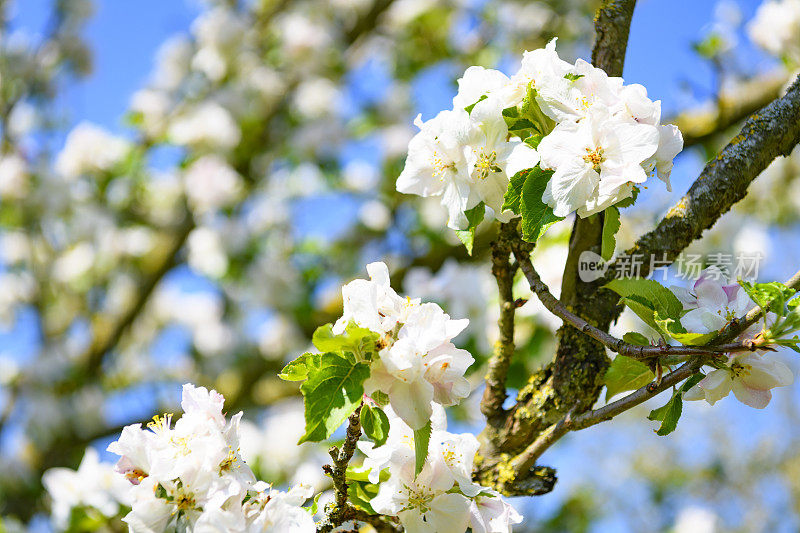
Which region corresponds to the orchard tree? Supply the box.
[2,0,800,531]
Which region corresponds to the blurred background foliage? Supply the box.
[0,0,799,531]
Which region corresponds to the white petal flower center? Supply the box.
[473,148,500,180]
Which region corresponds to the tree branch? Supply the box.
[318,406,363,533]
[591,0,637,77]
[480,222,523,419]
[515,248,774,359]
[615,73,800,281]
[510,359,702,475]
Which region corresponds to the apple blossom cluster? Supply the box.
[334,261,474,429]
[104,384,316,532]
[671,270,794,409]
[359,403,522,533]
[397,39,683,232]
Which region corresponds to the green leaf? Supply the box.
[413,421,432,477]
[304,492,322,515]
[620,295,662,332]
[647,391,683,436]
[298,352,371,444]
[604,356,655,401]
[360,404,390,447]
[605,278,684,321]
[312,322,380,361]
[646,373,704,436]
[347,479,380,514]
[739,280,796,317]
[370,390,390,406]
[464,94,488,114]
[455,202,485,255]
[681,373,705,393]
[524,133,544,150]
[346,465,389,483]
[601,207,620,261]
[615,186,640,209]
[519,85,555,135]
[502,169,528,214]
[622,332,651,346]
[279,352,322,381]
[564,72,584,81]
[519,166,564,243]
[655,315,718,346]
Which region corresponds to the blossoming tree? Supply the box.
[3,0,800,531]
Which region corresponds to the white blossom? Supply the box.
[183,155,243,214]
[334,262,473,429]
[43,448,132,530]
[538,106,659,217]
[748,0,800,63]
[672,267,755,334]
[684,352,793,408]
[55,122,130,180]
[168,102,241,151]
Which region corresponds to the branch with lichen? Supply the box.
[615,73,800,282]
[508,358,704,476]
[480,222,525,420]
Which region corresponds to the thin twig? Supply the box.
[510,359,702,475]
[514,247,775,360]
[715,269,800,343]
[317,405,363,533]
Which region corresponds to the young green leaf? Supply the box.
[655,315,717,346]
[347,480,380,514]
[464,94,488,114]
[524,133,544,150]
[360,404,390,447]
[614,186,640,209]
[370,390,390,407]
[519,166,564,243]
[605,278,684,321]
[647,391,683,436]
[647,373,704,436]
[312,322,380,361]
[502,169,528,214]
[279,352,322,381]
[604,355,655,401]
[601,206,620,261]
[519,85,555,135]
[455,202,486,255]
[413,420,432,477]
[739,280,796,317]
[622,331,651,346]
[298,352,371,444]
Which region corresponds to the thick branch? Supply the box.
[617,74,800,279]
[591,0,637,76]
